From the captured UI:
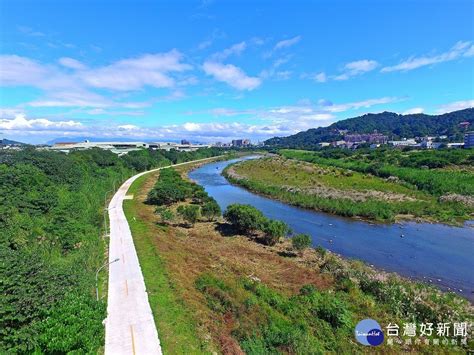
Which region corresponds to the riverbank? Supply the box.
[223,156,473,225]
[124,159,473,353]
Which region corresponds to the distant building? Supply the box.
[464,131,474,148]
[447,142,464,149]
[344,133,388,144]
[49,140,210,155]
[331,140,346,147]
[181,139,190,145]
[388,139,417,147]
[318,142,331,148]
[459,121,471,130]
[231,139,251,147]
[50,141,148,155]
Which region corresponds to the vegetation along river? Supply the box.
[189,156,474,301]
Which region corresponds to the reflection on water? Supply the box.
[189,156,474,301]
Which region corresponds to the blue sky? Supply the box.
[0,0,473,143]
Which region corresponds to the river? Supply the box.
[189,156,474,301]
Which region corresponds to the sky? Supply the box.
[0,0,473,144]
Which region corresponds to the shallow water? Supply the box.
[189,156,474,301]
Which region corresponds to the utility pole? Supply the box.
[103,181,116,238]
[96,258,119,301]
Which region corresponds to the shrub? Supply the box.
[262,220,290,246]
[201,200,221,221]
[223,204,267,234]
[147,183,187,205]
[291,234,312,252]
[177,204,201,226]
[315,245,327,257]
[154,206,174,224]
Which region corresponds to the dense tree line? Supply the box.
[223,204,312,247]
[0,146,222,353]
[147,167,222,226]
[265,108,474,148]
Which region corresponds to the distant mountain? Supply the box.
[0,138,28,146]
[264,108,474,148]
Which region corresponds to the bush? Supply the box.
[154,206,174,224]
[34,293,106,353]
[201,200,221,221]
[315,245,327,258]
[177,204,201,226]
[223,204,267,234]
[292,234,312,252]
[262,220,290,246]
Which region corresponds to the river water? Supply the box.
[189,156,474,301]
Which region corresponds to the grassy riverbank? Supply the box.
[124,160,473,354]
[224,154,473,224]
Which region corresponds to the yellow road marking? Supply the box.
[130,325,136,355]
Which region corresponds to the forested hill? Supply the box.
[264,108,474,148]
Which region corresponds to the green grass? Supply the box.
[225,156,472,224]
[280,148,474,196]
[123,173,213,354]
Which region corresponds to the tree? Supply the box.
[147,184,187,205]
[154,206,174,225]
[292,234,312,252]
[201,200,221,221]
[262,220,290,246]
[223,204,266,234]
[177,205,201,226]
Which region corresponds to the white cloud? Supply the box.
[334,59,378,80]
[318,97,402,113]
[197,39,213,50]
[18,25,45,37]
[402,107,424,115]
[313,72,327,83]
[59,57,87,70]
[344,59,379,73]
[402,107,425,115]
[0,55,50,86]
[260,55,293,80]
[274,36,301,50]
[118,124,139,131]
[307,59,378,83]
[28,89,149,109]
[81,50,192,90]
[211,41,247,61]
[464,44,474,57]
[437,100,474,114]
[0,107,25,117]
[1,51,192,109]
[203,61,261,90]
[0,113,83,131]
[1,51,192,92]
[381,41,473,72]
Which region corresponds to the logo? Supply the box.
[355,319,384,346]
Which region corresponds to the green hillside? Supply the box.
[265,108,474,149]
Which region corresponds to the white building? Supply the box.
[388,139,417,147]
[49,140,210,155]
